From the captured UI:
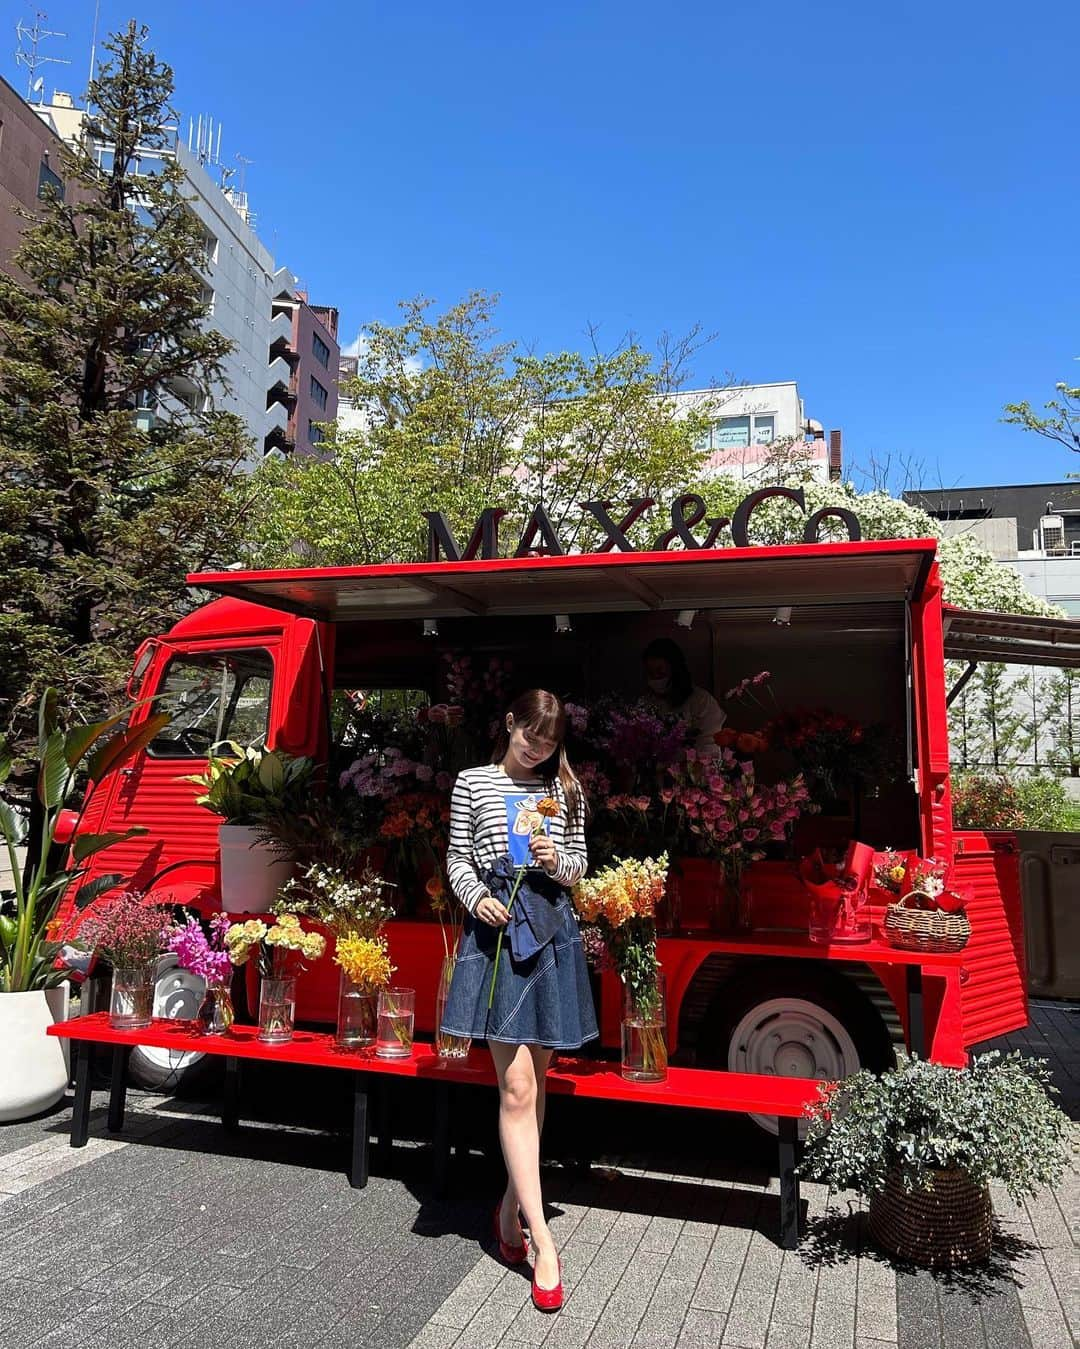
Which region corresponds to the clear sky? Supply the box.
[8,0,1079,488]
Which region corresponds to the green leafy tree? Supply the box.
[0,22,256,751]
[247,293,717,565]
[1003,382,1080,455]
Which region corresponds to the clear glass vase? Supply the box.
[375,987,415,1059]
[336,971,378,1049]
[434,954,471,1060]
[258,975,297,1044]
[109,963,155,1031]
[197,980,234,1035]
[621,973,668,1083]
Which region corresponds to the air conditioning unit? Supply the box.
[1040,514,1066,555]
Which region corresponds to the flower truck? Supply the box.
[55,488,1080,1119]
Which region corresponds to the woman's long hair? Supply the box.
[489,689,585,825]
[642,636,694,706]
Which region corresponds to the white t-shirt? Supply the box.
[647,685,727,754]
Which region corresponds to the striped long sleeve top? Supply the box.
[446,764,588,914]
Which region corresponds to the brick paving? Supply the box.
[0,1006,1074,1349]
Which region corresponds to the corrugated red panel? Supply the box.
[953,831,1028,1045]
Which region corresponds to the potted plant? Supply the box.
[0,690,167,1120]
[800,1052,1074,1268]
[185,742,314,912]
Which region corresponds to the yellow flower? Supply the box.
[301,932,327,960]
[334,933,395,989]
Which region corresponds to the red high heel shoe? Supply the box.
[531,1255,563,1313]
[493,1202,529,1265]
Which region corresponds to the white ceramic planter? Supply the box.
[218,823,293,913]
[0,984,70,1122]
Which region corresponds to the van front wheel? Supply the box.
[126,955,217,1093]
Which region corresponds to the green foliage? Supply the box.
[1003,382,1080,456]
[0,689,162,991]
[801,1052,1074,1203]
[246,292,716,565]
[183,741,314,827]
[950,772,1024,830]
[1013,775,1076,830]
[0,22,257,753]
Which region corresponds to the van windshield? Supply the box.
[148,649,274,758]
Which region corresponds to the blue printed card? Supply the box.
[504,793,551,868]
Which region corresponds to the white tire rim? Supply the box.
[726,996,861,1137]
[131,956,207,1074]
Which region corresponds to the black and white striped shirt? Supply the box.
[446,764,588,914]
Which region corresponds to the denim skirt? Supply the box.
[440,898,599,1050]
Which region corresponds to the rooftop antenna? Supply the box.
[87,0,100,89]
[15,10,70,101]
[235,153,254,195]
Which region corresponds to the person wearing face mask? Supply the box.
[642,637,727,754]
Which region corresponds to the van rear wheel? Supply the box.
[126,955,217,1093]
[698,966,894,1137]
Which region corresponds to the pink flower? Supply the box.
[414,763,434,783]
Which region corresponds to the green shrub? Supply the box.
[800,1052,1073,1202]
[951,772,1023,829]
[1014,775,1075,830]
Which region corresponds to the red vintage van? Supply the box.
[62,532,1069,1109]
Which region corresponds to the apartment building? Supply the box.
[267,270,340,455]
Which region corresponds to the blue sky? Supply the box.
[8,1,1079,487]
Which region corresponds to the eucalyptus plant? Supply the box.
[184,742,314,828]
[800,1052,1074,1203]
[0,690,169,992]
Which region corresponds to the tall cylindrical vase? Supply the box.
[109,963,155,1031]
[434,954,471,1060]
[621,973,668,1083]
[258,975,296,1044]
[336,971,378,1049]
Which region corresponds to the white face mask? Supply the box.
[646,676,671,694]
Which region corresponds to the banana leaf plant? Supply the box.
[0,689,170,992]
[183,741,314,827]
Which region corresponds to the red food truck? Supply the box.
[58,508,1079,1118]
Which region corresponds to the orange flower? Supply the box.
[537,796,560,819]
[425,875,445,899]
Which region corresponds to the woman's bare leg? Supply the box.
[490,1041,559,1288]
[501,1059,548,1227]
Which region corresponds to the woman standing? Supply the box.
[440,689,597,1313]
[642,636,727,754]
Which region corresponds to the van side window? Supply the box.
[148,650,274,758]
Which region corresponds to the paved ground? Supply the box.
[0,1005,1075,1349]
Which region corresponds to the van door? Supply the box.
[76,638,279,912]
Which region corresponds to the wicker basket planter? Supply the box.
[868,1166,993,1268]
[883,893,971,953]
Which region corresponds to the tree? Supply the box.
[1003,382,1080,455]
[247,293,719,566]
[0,23,256,749]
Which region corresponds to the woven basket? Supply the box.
[868,1166,993,1268]
[883,892,971,953]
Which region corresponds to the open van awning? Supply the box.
[187,540,938,623]
[943,606,1080,668]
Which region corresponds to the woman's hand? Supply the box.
[530,835,559,875]
[476,895,511,927]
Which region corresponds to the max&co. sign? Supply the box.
[423,487,862,562]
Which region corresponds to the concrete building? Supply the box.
[0,74,68,276]
[267,270,340,455]
[25,90,329,461]
[906,482,1080,615]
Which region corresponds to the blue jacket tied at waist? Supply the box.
[482,854,568,963]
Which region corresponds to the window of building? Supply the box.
[147,649,274,758]
[312,333,330,368]
[310,376,329,410]
[309,418,324,446]
[37,159,64,201]
[696,413,777,452]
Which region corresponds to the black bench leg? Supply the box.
[107,1047,129,1133]
[778,1116,800,1250]
[70,1042,92,1149]
[374,1080,392,1173]
[350,1075,370,1189]
[222,1057,241,1132]
[432,1082,451,1196]
[906,965,927,1058]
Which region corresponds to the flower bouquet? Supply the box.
[225,914,326,1043]
[574,854,669,1082]
[873,849,909,896]
[333,931,395,1048]
[799,842,873,944]
[164,912,235,1034]
[76,890,174,1030]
